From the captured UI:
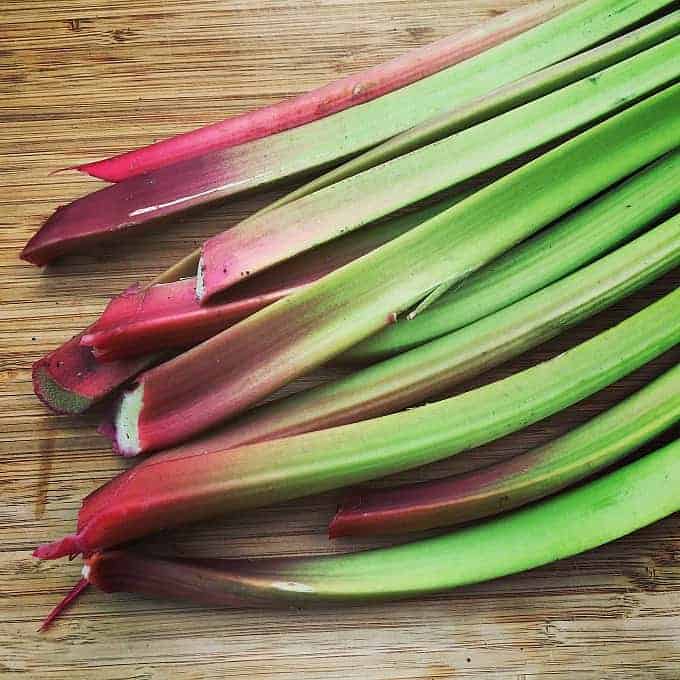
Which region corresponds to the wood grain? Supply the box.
[1,1,678,677]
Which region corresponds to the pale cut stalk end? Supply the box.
[112,385,143,456]
[195,255,206,301]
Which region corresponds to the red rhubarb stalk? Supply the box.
[21,0,659,266]
[75,0,571,182]
[32,330,158,415]
[80,200,455,361]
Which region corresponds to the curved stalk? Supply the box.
[75,0,575,182]
[330,364,680,537]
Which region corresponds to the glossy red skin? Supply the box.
[74,2,561,182]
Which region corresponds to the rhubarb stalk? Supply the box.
[330,364,680,537]
[33,288,680,559]
[346,148,680,361]
[196,35,680,299]
[154,213,680,453]
[80,439,680,607]
[21,0,673,266]
[75,0,576,182]
[111,88,680,454]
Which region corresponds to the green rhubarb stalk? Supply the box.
[154,3,680,286]
[112,86,680,455]
[83,438,680,606]
[346,148,680,361]
[180,214,680,451]
[262,11,680,215]
[198,36,680,301]
[35,288,680,559]
[330,364,680,536]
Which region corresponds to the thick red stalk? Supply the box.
[74,1,570,182]
[32,331,156,414]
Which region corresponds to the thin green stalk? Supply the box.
[345,148,680,362]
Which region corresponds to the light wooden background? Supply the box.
[1,1,678,678]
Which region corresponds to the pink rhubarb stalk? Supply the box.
[80,202,450,361]
[22,0,652,266]
[32,331,157,415]
[74,0,568,182]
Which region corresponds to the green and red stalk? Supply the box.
[21,0,671,266]
[198,36,680,301]
[346,149,680,362]
[74,0,574,182]
[80,200,457,361]
[78,439,680,609]
[150,10,680,288]
[262,11,680,215]
[330,364,680,537]
[110,88,680,455]
[149,213,680,454]
[32,330,159,415]
[33,288,680,559]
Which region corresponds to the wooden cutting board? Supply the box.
[1,1,678,677]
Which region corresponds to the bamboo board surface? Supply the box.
[1,1,679,677]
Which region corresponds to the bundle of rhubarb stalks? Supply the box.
[26,0,680,629]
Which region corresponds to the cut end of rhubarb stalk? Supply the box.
[111,385,143,456]
[33,534,85,561]
[33,363,93,415]
[195,255,206,301]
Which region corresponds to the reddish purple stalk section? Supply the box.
[32,331,153,414]
[20,153,237,266]
[74,4,555,183]
[80,280,278,361]
[80,206,413,360]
